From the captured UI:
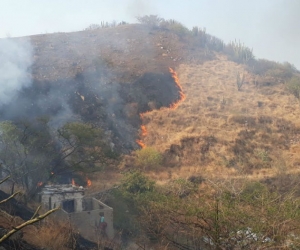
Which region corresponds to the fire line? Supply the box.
[136,67,185,148]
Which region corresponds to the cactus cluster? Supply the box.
[85,21,128,31]
[192,26,225,51]
[236,71,245,91]
[226,40,254,63]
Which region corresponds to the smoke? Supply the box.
[0,38,33,106]
[253,0,300,69]
[126,0,157,19]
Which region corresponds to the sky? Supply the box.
[1,0,299,69]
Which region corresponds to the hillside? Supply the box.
[1,18,300,249]
[143,56,300,183]
[3,23,210,154]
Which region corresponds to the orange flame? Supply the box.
[86,178,92,187]
[136,139,146,148]
[37,182,43,187]
[141,125,147,136]
[168,67,186,109]
[136,67,185,148]
[71,178,76,186]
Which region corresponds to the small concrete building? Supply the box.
[39,184,114,241]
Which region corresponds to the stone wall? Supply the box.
[54,198,114,241]
[40,191,84,212]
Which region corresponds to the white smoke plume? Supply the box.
[0,38,33,106]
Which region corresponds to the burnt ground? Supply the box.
[0,23,215,248]
[1,23,212,152]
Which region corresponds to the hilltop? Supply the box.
[1,17,300,249]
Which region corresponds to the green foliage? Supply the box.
[0,119,57,194]
[0,121,19,142]
[58,122,115,171]
[109,171,300,248]
[135,147,163,170]
[59,122,102,146]
[107,189,140,239]
[0,119,114,196]
[121,171,155,194]
[240,181,268,202]
[286,76,300,99]
[108,172,157,239]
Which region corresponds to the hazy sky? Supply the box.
[1,0,299,69]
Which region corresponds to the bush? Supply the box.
[121,171,155,194]
[135,147,163,170]
[286,76,300,99]
[160,19,190,37]
[136,15,163,27]
[248,59,296,79]
[163,178,197,198]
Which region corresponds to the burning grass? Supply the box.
[136,68,186,148]
[138,55,300,183]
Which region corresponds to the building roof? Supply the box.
[40,184,85,195]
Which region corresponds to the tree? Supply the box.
[57,122,115,172]
[136,15,164,27]
[0,118,56,195]
[113,174,300,249]
[0,118,115,198]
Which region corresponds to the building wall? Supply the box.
[41,191,84,212]
[53,198,114,241]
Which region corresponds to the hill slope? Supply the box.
[142,55,300,183]
[1,20,300,248]
[2,22,300,184]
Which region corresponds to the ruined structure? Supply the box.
[39,184,114,241]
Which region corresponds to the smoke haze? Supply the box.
[0,39,33,106]
[1,0,298,69]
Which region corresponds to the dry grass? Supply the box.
[140,54,300,183]
[24,218,74,250]
[0,207,73,250]
[84,170,122,195]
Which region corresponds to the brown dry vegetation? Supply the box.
[29,24,208,83]
[2,19,300,248]
[140,54,300,183]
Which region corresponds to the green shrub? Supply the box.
[286,76,300,99]
[121,171,155,194]
[160,19,190,37]
[135,147,163,170]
